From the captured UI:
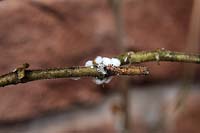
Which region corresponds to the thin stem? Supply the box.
[118,49,200,64]
[0,49,200,87]
[0,66,148,87]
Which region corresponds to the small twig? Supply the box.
[117,49,200,64]
[0,66,148,87]
[0,49,200,87]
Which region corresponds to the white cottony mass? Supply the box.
[85,56,121,85]
[111,58,121,67]
[95,56,103,64]
[102,57,112,66]
[93,77,113,85]
[85,60,94,68]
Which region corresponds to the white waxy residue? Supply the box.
[102,57,112,66]
[93,77,113,85]
[95,56,103,64]
[85,56,121,85]
[96,63,107,75]
[85,60,94,68]
[111,58,121,67]
[93,78,107,85]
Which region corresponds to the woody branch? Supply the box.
[0,49,200,87]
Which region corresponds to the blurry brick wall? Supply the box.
[0,0,197,122]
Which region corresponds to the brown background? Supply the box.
[0,0,199,132]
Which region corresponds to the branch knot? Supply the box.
[13,63,30,81]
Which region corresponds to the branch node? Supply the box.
[155,53,160,65]
[14,63,30,80]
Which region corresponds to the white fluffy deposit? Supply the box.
[85,56,121,84]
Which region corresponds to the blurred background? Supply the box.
[0,0,199,132]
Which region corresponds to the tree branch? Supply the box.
[1,49,200,87]
[118,49,200,64]
[0,66,148,87]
